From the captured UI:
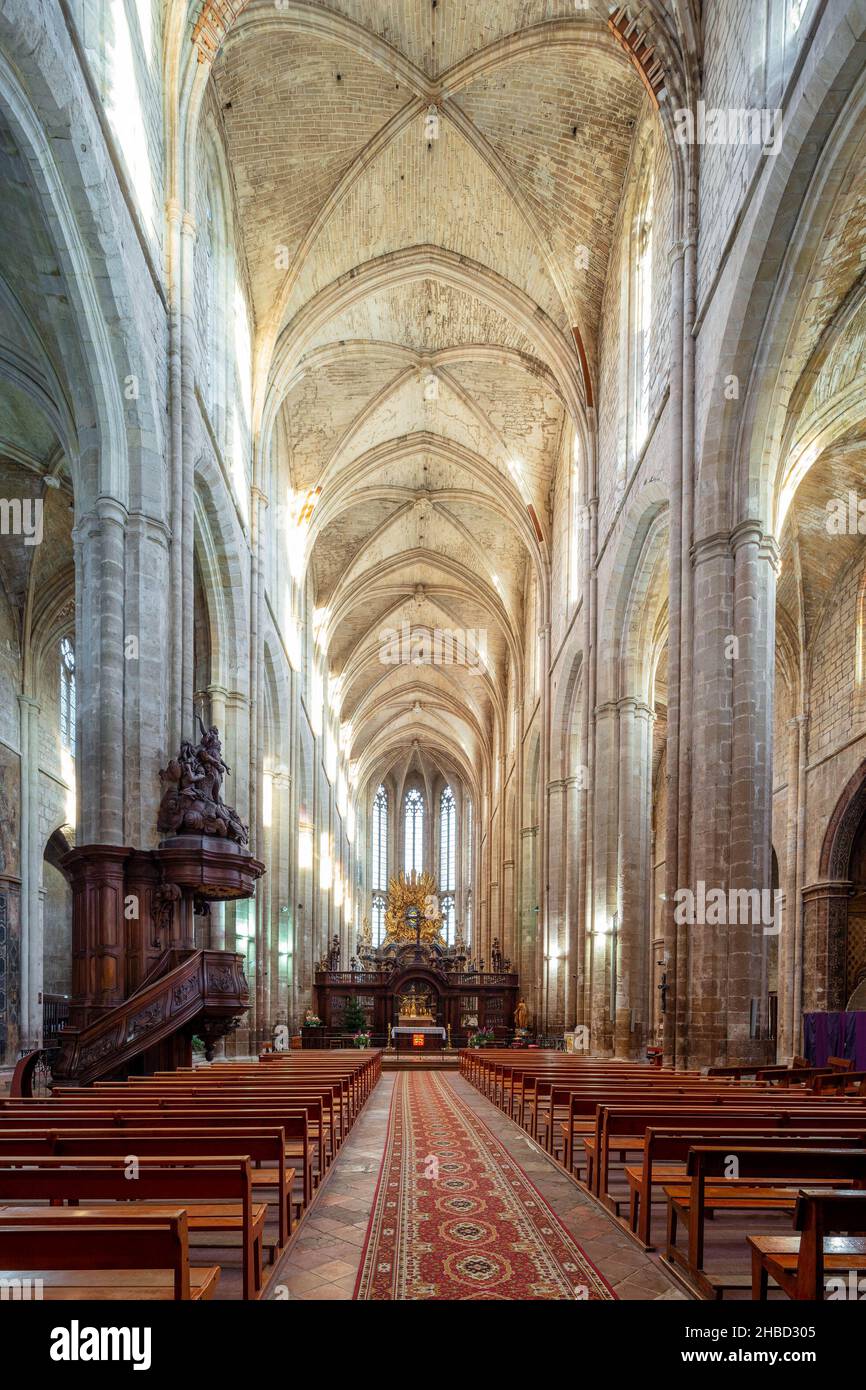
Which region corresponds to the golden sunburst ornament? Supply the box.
[384,870,443,942]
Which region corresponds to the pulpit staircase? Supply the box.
[12,947,249,1093]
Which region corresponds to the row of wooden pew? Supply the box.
[459,1049,866,1299]
[0,1048,381,1300]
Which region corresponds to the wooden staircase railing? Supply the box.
[48,949,249,1086]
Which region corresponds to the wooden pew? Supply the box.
[626,1128,866,1248]
[0,1127,295,1248]
[748,1189,866,1299]
[560,1088,816,1182]
[811,1071,866,1095]
[77,1081,339,1169]
[663,1145,866,1298]
[589,1100,866,1201]
[0,1155,264,1299]
[547,1083,777,1168]
[0,1104,314,1210]
[0,1207,219,1300]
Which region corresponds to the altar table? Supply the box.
[393,1026,446,1052]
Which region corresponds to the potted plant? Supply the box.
[467,1026,495,1048]
[354,1032,371,1048]
[342,996,367,1038]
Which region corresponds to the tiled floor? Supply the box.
[266,1071,689,1301]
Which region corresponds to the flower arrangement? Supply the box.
[467,1027,495,1048]
[302,1014,322,1028]
[354,1032,371,1048]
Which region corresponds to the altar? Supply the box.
[313,870,519,1046]
[393,1025,446,1052]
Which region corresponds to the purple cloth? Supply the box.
[803,1012,866,1069]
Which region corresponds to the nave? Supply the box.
[2,0,866,1341]
[278,1069,637,1301]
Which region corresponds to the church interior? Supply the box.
[1,0,866,1320]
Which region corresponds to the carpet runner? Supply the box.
[354,1071,615,1300]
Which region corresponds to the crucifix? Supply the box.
[657,961,669,1015]
[406,904,421,950]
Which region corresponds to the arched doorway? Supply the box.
[803,761,866,1013]
[42,828,73,1045]
[388,970,443,1029]
[845,817,866,1006]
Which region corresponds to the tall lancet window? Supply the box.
[441,895,456,946]
[371,894,386,948]
[372,784,388,891]
[631,148,654,458]
[439,786,456,892]
[404,789,424,875]
[440,785,457,945]
[371,784,388,947]
[60,637,76,755]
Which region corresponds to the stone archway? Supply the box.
[802,760,866,1013]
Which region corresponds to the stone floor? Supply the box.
[266,1072,690,1301]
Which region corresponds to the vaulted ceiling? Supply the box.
[207,2,649,795]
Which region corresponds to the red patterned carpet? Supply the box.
[354,1071,616,1300]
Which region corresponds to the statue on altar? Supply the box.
[397,985,434,1021]
[514,998,530,1030]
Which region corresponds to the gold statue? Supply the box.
[398,986,433,1020]
[384,870,443,943]
[514,998,529,1030]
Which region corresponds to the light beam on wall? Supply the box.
[319,832,332,892]
[61,747,76,828]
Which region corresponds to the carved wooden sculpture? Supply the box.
[157,724,249,845]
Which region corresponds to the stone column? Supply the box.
[180,210,197,726]
[727,524,779,1061]
[801,881,851,1015]
[501,854,515,965]
[74,498,127,846]
[123,512,171,847]
[17,693,40,1050]
[271,771,291,1031]
[779,714,806,1058]
[687,524,778,1066]
[686,534,734,1066]
[564,770,583,1030]
[519,825,538,1025]
[538,623,551,1028]
[590,701,617,1055]
[545,777,568,1030]
[615,698,654,1058]
[207,684,228,739]
[166,197,184,753]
